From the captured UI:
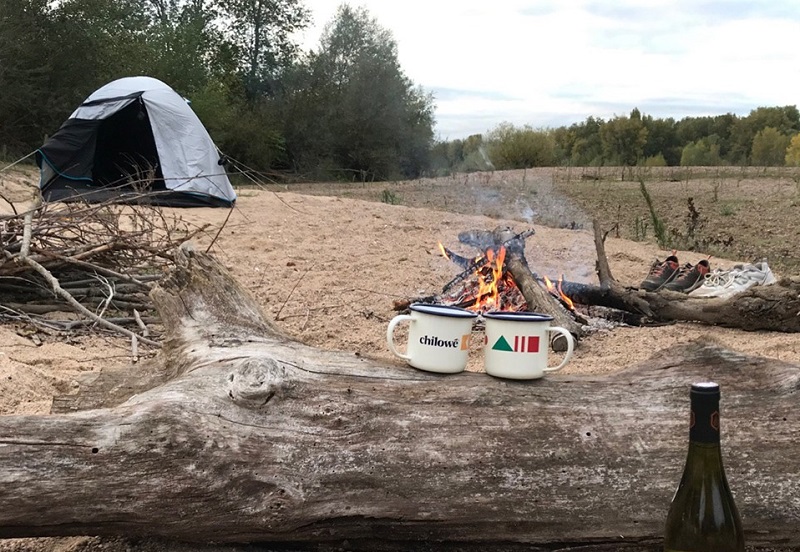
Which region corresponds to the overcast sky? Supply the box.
[296,1,800,140]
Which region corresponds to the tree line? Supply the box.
[432,106,800,175]
[2,0,799,183]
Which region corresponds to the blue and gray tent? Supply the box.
[36,76,236,208]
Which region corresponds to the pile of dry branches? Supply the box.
[0,194,211,349]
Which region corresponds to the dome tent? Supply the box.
[36,76,236,207]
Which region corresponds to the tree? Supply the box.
[751,126,791,166]
[281,4,434,180]
[599,113,648,168]
[728,106,800,165]
[216,0,309,98]
[680,136,723,166]
[560,116,604,166]
[642,114,680,165]
[786,133,800,167]
[139,0,231,94]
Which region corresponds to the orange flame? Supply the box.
[471,247,506,311]
[437,241,449,259]
[543,275,575,311]
[437,242,527,313]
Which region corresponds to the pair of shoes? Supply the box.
[640,251,680,291]
[662,259,711,293]
[688,260,777,299]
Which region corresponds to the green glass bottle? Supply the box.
[664,382,745,551]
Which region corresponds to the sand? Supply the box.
[1,171,798,551]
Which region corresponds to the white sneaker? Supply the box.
[689,269,737,298]
[753,260,777,285]
[689,261,777,299]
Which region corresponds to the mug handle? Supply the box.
[386,315,413,361]
[544,327,574,372]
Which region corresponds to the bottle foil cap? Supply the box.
[691,381,720,394]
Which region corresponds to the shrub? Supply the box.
[486,122,555,169]
[642,154,667,167]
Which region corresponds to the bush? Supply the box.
[642,154,667,167]
[486,122,555,169]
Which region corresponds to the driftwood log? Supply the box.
[0,244,799,551]
[555,221,800,333]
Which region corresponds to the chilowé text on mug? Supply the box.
[419,334,470,350]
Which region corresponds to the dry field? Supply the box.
[273,165,800,275]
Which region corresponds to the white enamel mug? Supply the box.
[483,311,574,380]
[387,303,478,374]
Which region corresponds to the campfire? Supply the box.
[393,225,586,350]
[436,237,576,315]
[437,243,527,313]
[393,225,587,351]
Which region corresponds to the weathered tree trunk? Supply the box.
[558,221,800,332]
[0,244,799,551]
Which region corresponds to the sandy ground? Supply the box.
[1,171,798,551]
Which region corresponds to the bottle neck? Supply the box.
[689,389,720,445]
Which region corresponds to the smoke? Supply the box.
[478,145,495,171]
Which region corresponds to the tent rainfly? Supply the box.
[36,76,236,208]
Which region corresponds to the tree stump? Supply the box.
[0,244,798,551]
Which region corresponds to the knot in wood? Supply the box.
[227,358,286,407]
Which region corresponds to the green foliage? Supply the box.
[556,116,604,166]
[642,154,667,167]
[751,127,791,166]
[642,115,681,165]
[786,134,800,167]
[728,106,800,164]
[0,0,99,152]
[639,179,669,248]
[279,5,435,180]
[216,0,310,98]
[380,189,400,204]
[680,137,723,166]
[485,123,555,169]
[0,0,239,153]
[599,112,648,166]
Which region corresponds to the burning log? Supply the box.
[432,226,584,343]
[0,244,799,550]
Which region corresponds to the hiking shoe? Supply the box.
[689,261,777,299]
[662,259,711,293]
[640,253,680,291]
